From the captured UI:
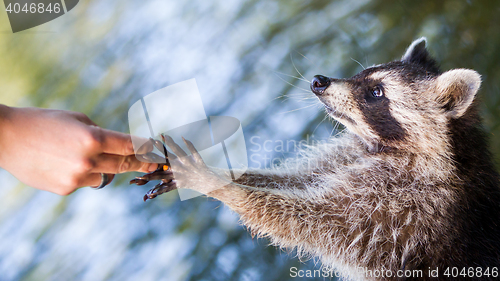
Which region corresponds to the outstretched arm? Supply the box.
[0,105,157,195]
[132,134,335,199]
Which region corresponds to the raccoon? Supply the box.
[131,38,500,280]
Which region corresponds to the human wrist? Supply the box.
[0,104,14,134]
[0,105,15,167]
[0,103,12,117]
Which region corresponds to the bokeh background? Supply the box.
[1,0,499,280]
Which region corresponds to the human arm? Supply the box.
[0,105,157,195]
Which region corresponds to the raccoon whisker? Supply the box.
[273,70,310,83]
[281,92,316,99]
[290,97,317,102]
[330,112,345,138]
[290,53,309,82]
[315,100,327,108]
[270,92,310,102]
[286,95,319,103]
[298,97,319,102]
[281,89,311,99]
[322,104,335,113]
[306,107,323,125]
[333,119,340,132]
[333,127,347,138]
[282,98,318,104]
[269,93,293,103]
[279,94,317,104]
[350,57,366,70]
[291,99,319,104]
[277,104,317,115]
[312,115,329,135]
[273,72,311,93]
[329,123,337,139]
[294,50,312,63]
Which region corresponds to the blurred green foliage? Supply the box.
[0,0,499,280]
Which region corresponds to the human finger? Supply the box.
[94,127,153,156]
[84,173,115,188]
[72,111,98,126]
[92,154,158,174]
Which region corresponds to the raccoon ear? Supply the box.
[401,37,440,73]
[435,69,481,118]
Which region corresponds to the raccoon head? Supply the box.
[311,38,481,154]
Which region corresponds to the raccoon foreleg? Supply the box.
[160,135,317,197]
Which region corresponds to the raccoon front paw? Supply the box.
[130,134,217,200]
[161,135,223,194]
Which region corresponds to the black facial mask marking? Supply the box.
[349,70,408,142]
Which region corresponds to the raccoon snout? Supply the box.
[311,75,331,95]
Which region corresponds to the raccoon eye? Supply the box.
[371,86,384,98]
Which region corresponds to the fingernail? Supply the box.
[148,163,159,172]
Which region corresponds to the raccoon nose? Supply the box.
[311,75,331,95]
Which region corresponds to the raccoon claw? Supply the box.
[129,167,174,185]
[130,178,149,185]
[143,180,177,201]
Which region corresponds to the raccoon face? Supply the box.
[311,38,481,153]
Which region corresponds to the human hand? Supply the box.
[0,105,158,195]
